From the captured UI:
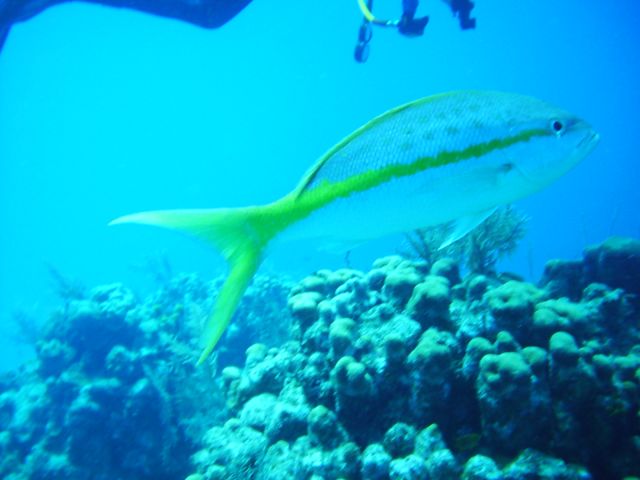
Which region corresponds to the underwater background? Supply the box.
[0,1,640,479]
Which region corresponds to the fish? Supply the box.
[110,90,599,365]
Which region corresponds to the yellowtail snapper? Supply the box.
[110,91,599,364]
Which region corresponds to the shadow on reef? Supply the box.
[0,237,639,479]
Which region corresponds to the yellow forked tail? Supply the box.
[109,207,268,365]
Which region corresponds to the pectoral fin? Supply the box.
[439,208,496,250]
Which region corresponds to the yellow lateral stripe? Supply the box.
[253,127,550,243]
[293,93,454,197]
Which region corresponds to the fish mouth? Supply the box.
[513,128,599,185]
[578,130,600,154]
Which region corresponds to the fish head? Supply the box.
[505,99,599,188]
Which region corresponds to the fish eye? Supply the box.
[550,119,565,135]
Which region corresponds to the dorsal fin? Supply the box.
[292,97,434,198]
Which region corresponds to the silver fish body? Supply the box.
[280,90,599,243]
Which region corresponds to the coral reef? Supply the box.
[1,237,639,479]
[0,273,291,480]
[403,205,528,275]
[190,237,640,479]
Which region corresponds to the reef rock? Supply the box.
[1,237,639,480]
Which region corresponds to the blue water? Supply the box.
[1,0,639,370]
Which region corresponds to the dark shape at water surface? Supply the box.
[0,25,8,50]
[0,0,252,51]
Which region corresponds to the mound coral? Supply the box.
[0,237,639,479]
